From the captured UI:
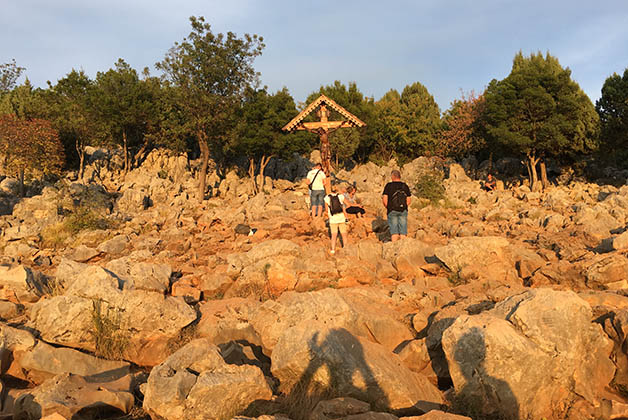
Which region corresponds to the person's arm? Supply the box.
[405,185,412,207]
[382,194,388,208]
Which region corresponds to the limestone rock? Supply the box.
[405,411,470,419]
[442,289,615,420]
[19,341,130,384]
[97,234,129,255]
[434,237,509,271]
[271,323,443,415]
[0,265,46,303]
[613,230,628,251]
[585,255,628,290]
[13,373,133,420]
[143,338,272,420]
[105,258,172,293]
[0,300,20,320]
[250,289,413,354]
[66,245,100,263]
[310,397,371,420]
[29,287,197,366]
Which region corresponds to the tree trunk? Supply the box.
[248,157,258,195]
[18,168,25,197]
[133,137,151,169]
[197,133,209,202]
[76,138,85,182]
[260,155,273,192]
[320,130,331,176]
[527,152,540,192]
[123,131,129,174]
[539,159,549,190]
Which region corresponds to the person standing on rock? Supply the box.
[382,170,411,241]
[324,183,349,254]
[306,163,326,218]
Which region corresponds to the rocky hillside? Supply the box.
[1,149,628,420]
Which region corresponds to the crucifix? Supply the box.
[282,94,366,176]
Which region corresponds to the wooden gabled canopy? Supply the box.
[282,94,366,132]
[283,95,366,176]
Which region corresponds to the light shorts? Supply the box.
[330,222,348,235]
[310,189,326,207]
[387,210,408,235]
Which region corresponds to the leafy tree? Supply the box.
[45,70,100,178]
[438,91,486,159]
[0,59,25,94]
[95,59,157,172]
[596,67,628,166]
[156,16,264,200]
[305,81,377,164]
[0,79,45,119]
[375,82,441,162]
[483,52,599,190]
[0,114,64,195]
[229,87,309,192]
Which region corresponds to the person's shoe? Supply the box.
[330,249,335,255]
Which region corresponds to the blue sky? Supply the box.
[2,0,628,110]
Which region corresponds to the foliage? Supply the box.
[0,59,25,94]
[156,16,264,199]
[375,82,441,161]
[596,67,628,166]
[90,299,128,360]
[40,202,112,249]
[439,91,486,159]
[95,59,158,171]
[414,170,445,204]
[0,114,64,193]
[482,51,599,188]
[44,69,100,174]
[229,87,310,161]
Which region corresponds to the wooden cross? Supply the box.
[282,95,366,176]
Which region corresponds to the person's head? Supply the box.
[391,170,401,181]
[346,185,355,195]
[487,174,493,180]
[314,163,322,169]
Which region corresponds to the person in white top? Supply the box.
[306,163,327,218]
[324,183,349,254]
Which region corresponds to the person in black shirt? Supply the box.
[382,170,411,241]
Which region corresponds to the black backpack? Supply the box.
[389,188,408,211]
[328,194,343,215]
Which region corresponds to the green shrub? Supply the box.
[40,205,112,249]
[414,171,445,205]
[65,206,110,233]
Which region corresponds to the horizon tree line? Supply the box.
[1,17,627,197]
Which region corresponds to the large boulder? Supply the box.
[13,373,133,420]
[441,289,614,420]
[19,341,130,384]
[143,338,272,420]
[271,323,443,415]
[0,265,47,303]
[29,273,196,366]
[250,289,413,354]
[585,254,628,290]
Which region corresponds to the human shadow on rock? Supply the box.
[451,328,519,420]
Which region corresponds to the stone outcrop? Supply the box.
[13,373,134,420]
[143,338,272,420]
[441,289,615,420]
[271,322,443,415]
